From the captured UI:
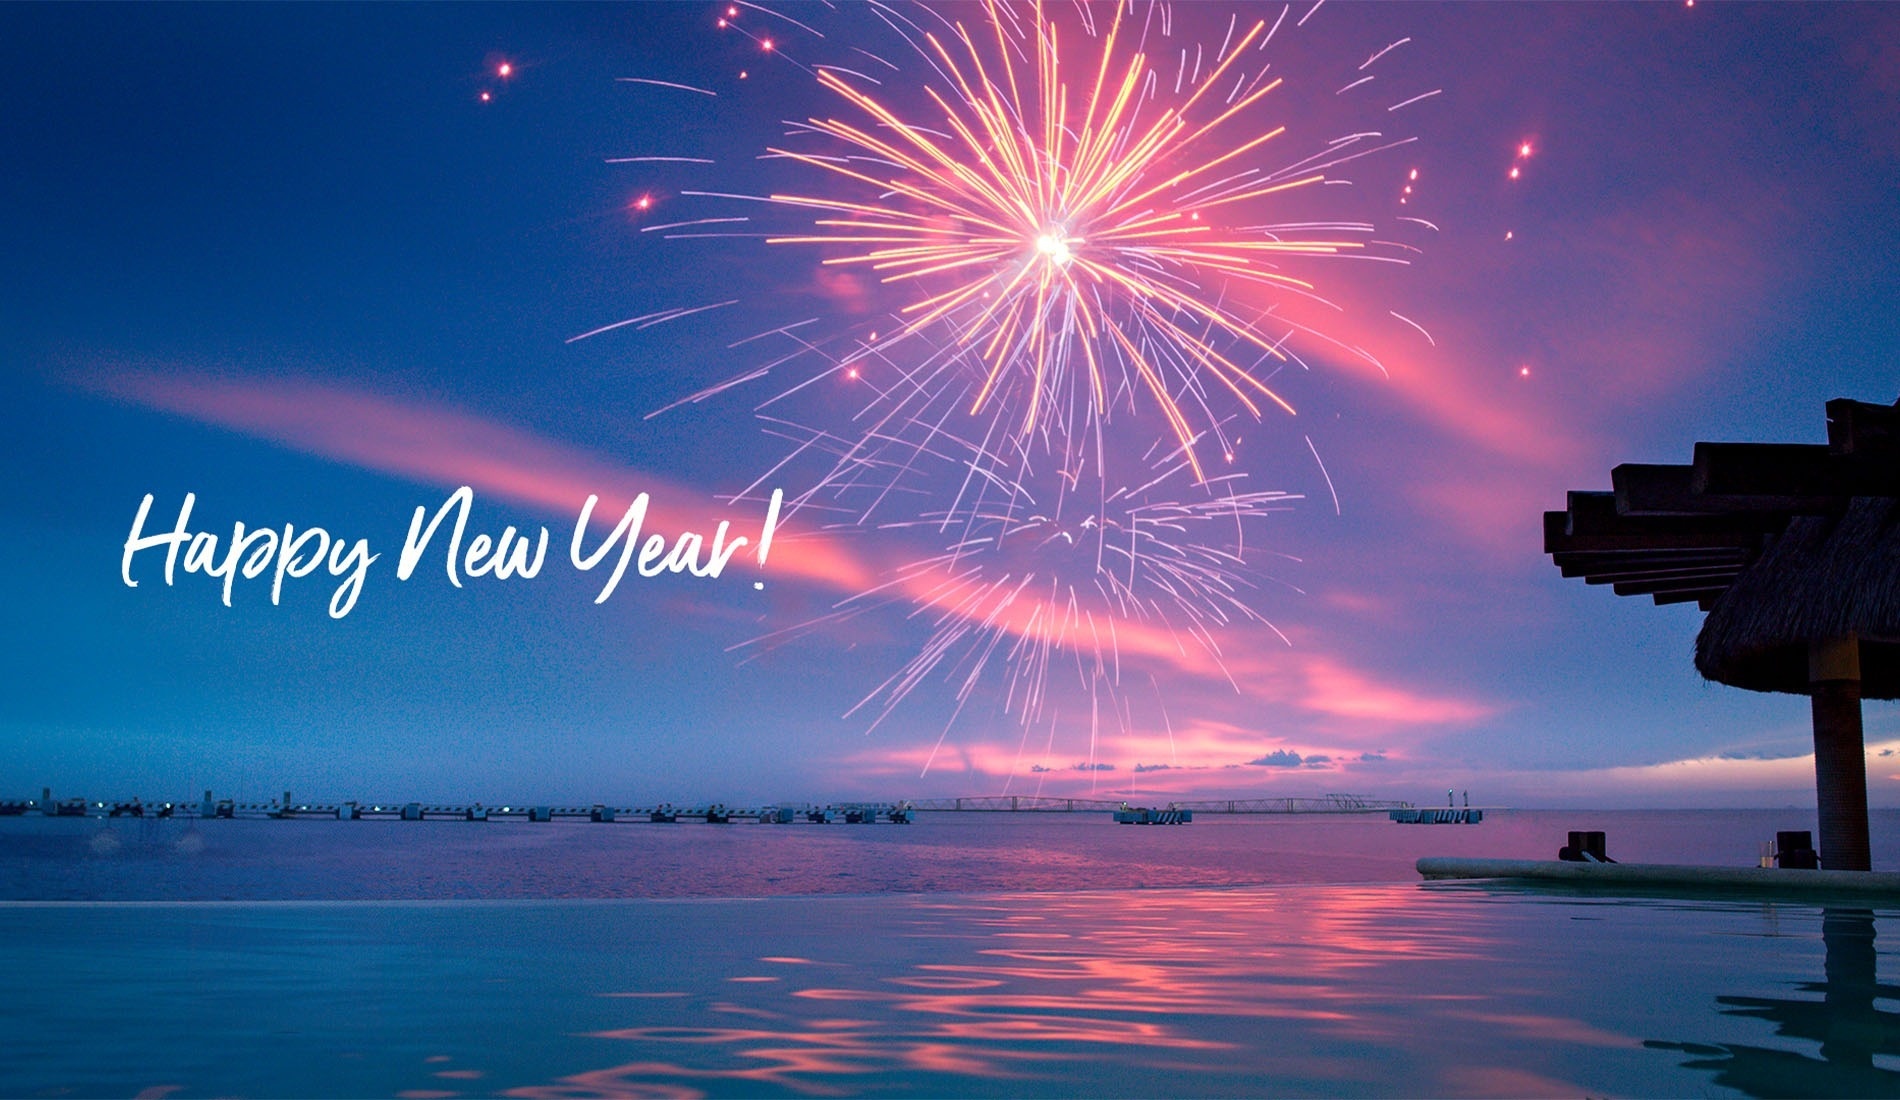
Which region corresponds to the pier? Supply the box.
[8,788,1411,824]
[6,789,921,825]
[910,794,1413,814]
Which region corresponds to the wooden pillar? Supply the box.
[1809,636,1871,872]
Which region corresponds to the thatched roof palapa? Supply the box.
[1546,397,1900,872]
[1696,497,1900,698]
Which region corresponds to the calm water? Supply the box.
[5,808,1898,900]
[4,810,1898,1098]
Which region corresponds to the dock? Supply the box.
[1390,808,1484,824]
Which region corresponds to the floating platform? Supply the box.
[1390,808,1483,824]
[1417,857,1900,900]
[1113,807,1191,825]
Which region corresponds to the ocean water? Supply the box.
[3,809,1898,1098]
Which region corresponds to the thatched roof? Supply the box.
[1695,496,1900,698]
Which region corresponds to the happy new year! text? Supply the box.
[120,486,784,619]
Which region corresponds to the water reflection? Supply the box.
[502,887,1593,1098]
[19,886,1885,1098]
[1646,908,1900,1098]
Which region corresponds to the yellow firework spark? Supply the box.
[763,0,1371,480]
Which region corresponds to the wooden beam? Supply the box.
[1548,532,1764,554]
[1649,587,1728,608]
[1826,398,1900,457]
[1610,461,1871,517]
[1552,548,1750,572]
[1612,575,1743,598]
[1554,492,1786,539]
[1558,560,1741,581]
[1572,563,1743,585]
[1545,513,1769,554]
[1612,463,1703,516]
[1691,442,1832,498]
[1691,442,1900,504]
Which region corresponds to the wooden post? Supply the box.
[1810,636,1871,872]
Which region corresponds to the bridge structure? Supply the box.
[908,794,1413,814]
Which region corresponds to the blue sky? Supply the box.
[5,2,1899,808]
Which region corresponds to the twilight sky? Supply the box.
[6,1,1899,809]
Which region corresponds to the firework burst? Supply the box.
[746,0,1410,481]
[736,424,1301,770]
[593,1,1431,768]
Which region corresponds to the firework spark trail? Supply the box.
[1387,309,1433,346]
[614,77,718,96]
[565,300,738,344]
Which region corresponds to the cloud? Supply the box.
[1247,750,1304,768]
[1295,656,1495,725]
[1471,739,1900,807]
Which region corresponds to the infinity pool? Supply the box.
[4,883,1895,1097]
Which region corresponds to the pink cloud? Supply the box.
[839,726,1407,795]
[1293,656,1493,725]
[856,557,1499,732]
[1316,587,1398,619]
